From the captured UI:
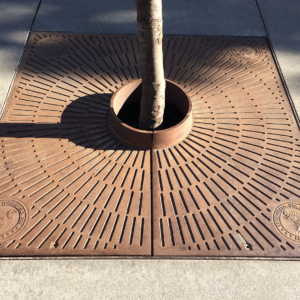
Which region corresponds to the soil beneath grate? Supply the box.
[118,101,184,130]
[1,32,300,258]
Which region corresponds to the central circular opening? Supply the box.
[109,79,193,149]
[118,100,184,130]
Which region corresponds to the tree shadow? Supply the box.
[0,93,134,151]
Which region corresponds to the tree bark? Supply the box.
[135,0,165,130]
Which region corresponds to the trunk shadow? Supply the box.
[0,93,135,151]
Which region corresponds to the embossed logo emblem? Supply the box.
[0,199,28,240]
[36,38,69,57]
[274,202,300,243]
[231,45,261,60]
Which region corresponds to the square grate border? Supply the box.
[0,32,300,258]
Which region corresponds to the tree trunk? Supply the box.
[135,0,165,130]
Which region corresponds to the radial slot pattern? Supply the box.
[153,37,300,256]
[0,32,151,256]
[1,32,300,258]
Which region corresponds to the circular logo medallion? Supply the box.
[231,45,261,60]
[274,202,300,243]
[36,38,69,57]
[0,199,28,240]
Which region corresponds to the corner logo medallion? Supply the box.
[0,199,28,240]
[36,38,69,57]
[231,45,261,60]
[274,202,300,243]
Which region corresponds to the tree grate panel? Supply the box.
[0,32,300,258]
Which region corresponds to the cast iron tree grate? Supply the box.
[0,32,300,257]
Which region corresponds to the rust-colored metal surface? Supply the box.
[152,38,300,257]
[1,32,300,258]
[0,32,151,256]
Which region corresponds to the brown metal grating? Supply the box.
[1,32,300,258]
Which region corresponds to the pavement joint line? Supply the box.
[30,0,43,31]
[255,0,270,39]
[255,0,300,128]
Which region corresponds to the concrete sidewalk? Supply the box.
[0,259,299,300]
[1,0,300,299]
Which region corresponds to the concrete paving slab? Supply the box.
[0,259,299,300]
[32,0,266,36]
[257,0,300,121]
[0,0,41,113]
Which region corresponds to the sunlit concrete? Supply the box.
[0,0,40,113]
[0,259,299,300]
[257,0,300,121]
